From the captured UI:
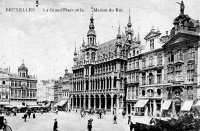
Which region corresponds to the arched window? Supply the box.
[147,89,154,97]
[86,52,90,59]
[149,56,153,66]
[91,52,95,62]
[157,89,161,96]
[142,90,145,96]
[133,50,135,56]
[142,58,146,68]
[148,73,154,85]
[157,54,162,65]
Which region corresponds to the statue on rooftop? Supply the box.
[176,1,185,15]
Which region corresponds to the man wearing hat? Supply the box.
[87,118,93,131]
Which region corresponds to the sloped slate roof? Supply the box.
[98,39,117,57]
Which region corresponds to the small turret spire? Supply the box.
[74,43,77,56]
[117,24,121,38]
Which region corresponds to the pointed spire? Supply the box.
[74,43,77,56]
[82,37,85,47]
[138,32,140,41]
[127,10,132,27]
[117,23,121,38]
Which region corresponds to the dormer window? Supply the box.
[150,39,154,50]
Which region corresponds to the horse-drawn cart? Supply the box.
[0,116,12,131]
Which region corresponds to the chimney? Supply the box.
[166,31,168,36]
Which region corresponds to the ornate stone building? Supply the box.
[161,11,200,117]
[10,62,37,106]
[69,13,135,113]
[126,6,200,117]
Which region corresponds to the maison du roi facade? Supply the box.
[0,62,37,106]
[69,9,200,116]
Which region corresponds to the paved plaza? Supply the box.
[3,111,153,131]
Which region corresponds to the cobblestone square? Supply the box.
[4,111,151,131]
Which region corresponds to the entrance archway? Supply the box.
[128,104,131,114]
[173,97,182,115]
[101,94,105,109]
[113,94,117,112]
[91,95,94,108]
[85,95,89,109]
[106,94,111,111]
[95,95,99,109]
[77,95,80,108]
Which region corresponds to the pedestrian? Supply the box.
[13,110,17,116]
[128,115,131,124]
[53,119,58,131]
[122,110,125,118]
[113,110,115,115]
[113,114,117,124]
[33,112,36,119]
[28,110,31,118]
[87,118,93,131]
[23,112,27,122]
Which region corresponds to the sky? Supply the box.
[0,0,199,80]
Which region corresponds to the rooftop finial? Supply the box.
[74,42,77,55]
[138,32,140,41]
[22,59,24,64]
[91,5,93,17]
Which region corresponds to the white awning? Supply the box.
[161,100,172,110]
[57,100,68,106]
[10,101,22,106]
[181,100,194,111]
[0,101,9,105]
[134,99,149,108]
[193,100,200,107]
[27,102,37,106]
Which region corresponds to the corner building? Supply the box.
[127,9,200,117]
[69,14,135,113]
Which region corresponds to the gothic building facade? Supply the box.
[69,14,135,113]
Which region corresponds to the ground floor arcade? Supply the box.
[70,94,124,114]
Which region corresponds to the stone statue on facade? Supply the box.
[176,1,185,15]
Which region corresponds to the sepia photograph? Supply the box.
[0,0,200,130]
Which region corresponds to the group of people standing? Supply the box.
[22,109,36,122]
